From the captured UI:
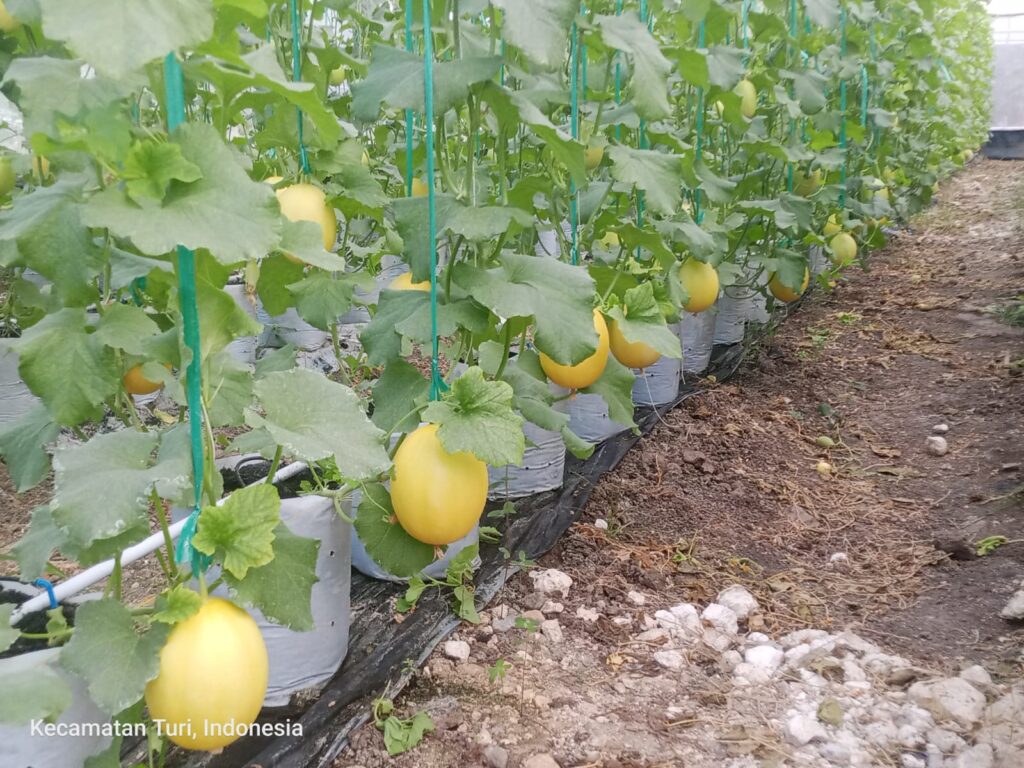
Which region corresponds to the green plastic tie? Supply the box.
[288,0,311,174]
[839,6,848,209]
[636,0,649,245]
[421,0,445,400]
[694,20,705,225]
[613,0,623,141]
[786,0,797,195]
[163,52,211,576]
[405,0,415,196]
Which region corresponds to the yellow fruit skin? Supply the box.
[390,424,488,546]
[584,146,604,170]
[329,65,347,86]
[539,309,609,390]
[823,215,842,238]
[736,79,757,118]
[794,169,821,197]
[389,272,430,291]
[123,364,165,396]
[275,183,336,252]
[678,259,719,313]
[768,268,810,303]
[830,232,858,265]
[598,231,619,249]
[609,320,661,369]
[0,1,20,32]
[410,177,429,197]
[145,598,268,751]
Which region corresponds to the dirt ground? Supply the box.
[337,158,1024,767]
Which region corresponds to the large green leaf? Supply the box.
[491,0,577,69]
[288,271,358,330]
[423,366,524,467]
[0,404,59,492]
[596,13,671,120]
[14,309,118,426]
[52,428,191,552]
[195,275,262,362]
[607,145,683,216]
[122,141,202,203]
[605,284,681,359]
[192,482,281,580]
[453,254,598,366]
[351,45,502,123]
[228,524,319,631]
[204,350,253,428]
[371,359,430,435]
[0,663,72,725]
[581,354,636,431]
[354,483,436,579]
[60,599,169,715]
[38,0,213,82]
[706,45,745,89]
[92,304,162,356]
[11,505,67,581]
[804,0,840,28]
[84,123,281,264]
[0,604,19,653]
[246,369,389,481]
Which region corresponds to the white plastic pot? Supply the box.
[0,583,111,768]
[349,486,481,582]
[679,311,716,376]
[568,391,630,443]
[225,283,260,365]
[809,245,828,278]
[713,287,754,345]
[0,341,39,426]
[747,273,772,325]
[488,399,569,500]
[534,219,576,260]
[631,330,682,406]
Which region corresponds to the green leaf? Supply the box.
[256,254,306,316]
[38,0,214,82]
[581,354,636,431]
[151,584,202,625]
[596,13,672,120]
[371,360,430,435]
[61,599,169,715]
[446,201,533,243]
[195,275,262,362]
[192,482,281,580]
[11,505,66,581]
[360,290,488,365]
[84,123,281,264]
[0,175,87,242]
[803,0,840,28]
[491,0,576,69]
[706,45,745,90]
[784,69,828,115]
[351,45,502,123]
[52,428,191,552]
[92,303,163,355]
[228,524,319,631]
[694,159,737,205]
[382,711,435,756]
[288,270,357,330]
[204,350,253,428]
[0,604,18,653]
[246,368,389,481]
[0,404,59,492]
[0,663,72,725]
[607,144,683,216]
[14,309,118,426]
[453,254,598,365]
[605,284,682,359]
[279,220,345,271]
[675,48,709,88]
[123,141,202,202]
[355,483,436,578]
[254,343,297,378]
[423,366,524,467]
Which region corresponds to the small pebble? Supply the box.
[926,436,948,456]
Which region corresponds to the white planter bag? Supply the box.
[349,487,481,582]
[225,283,260,365]
[809,245,828,278]
[713,287,754,345]
[0,341,39,426]
[340,254,407,325]
[747,273,772,325]
[488,401,568,500]
[679,311,716,376]
[176,472,352,707]
[568,392,630,443]
[631,348,682,407]
[534,219,577,260]
[0,583,111,768]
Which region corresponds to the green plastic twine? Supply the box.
[636,0,649,244]
[569,11,579,265]
[405,0,415,196]
[693,20,705,225]
[613,0,622,141]
[288,0,311,174]
[421,0,444,399]
[838,6,848,209]
[163,53,210,576]
[786,0,797,194]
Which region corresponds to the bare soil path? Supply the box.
[338,159,1024,768]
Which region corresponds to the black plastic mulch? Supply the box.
[143,344,746,768]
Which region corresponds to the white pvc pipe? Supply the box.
[9,519,189,625]
[8,460,312,626]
